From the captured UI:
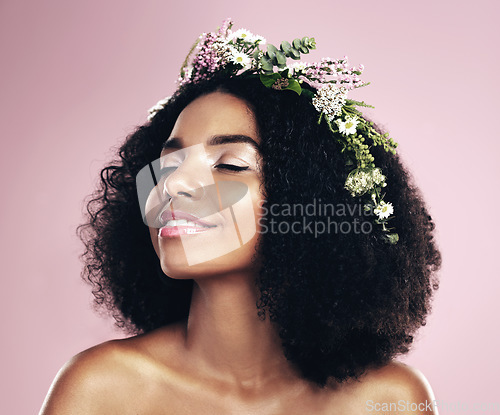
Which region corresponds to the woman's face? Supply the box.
[148,92,264,280]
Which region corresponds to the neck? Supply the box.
[182,271,298,388]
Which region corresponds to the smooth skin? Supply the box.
[40,92,438,415]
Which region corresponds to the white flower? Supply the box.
[337,116,359,135]
[229,28,255,42]
[371,168,386,187]
[312,84,348,119]
[147,96,171,121]
[345,170,372,196]
[230,50,252,69]
[253,35,266,45]
[286,62,307,77]
[374,201,394,220]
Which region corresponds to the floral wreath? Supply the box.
[148,18,399,244]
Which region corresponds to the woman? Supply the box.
[40,20,441,414]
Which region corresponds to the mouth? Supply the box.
[158,209,217,238]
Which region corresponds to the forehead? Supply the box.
[169,92,259,145]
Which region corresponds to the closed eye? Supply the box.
[215,164,249,172]
[158,164,249,178]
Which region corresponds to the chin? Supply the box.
[156,231,261,281]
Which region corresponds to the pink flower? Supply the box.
[218,18,233,36]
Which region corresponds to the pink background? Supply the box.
[1,1,499,413]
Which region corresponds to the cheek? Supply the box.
[229,180,265,260]
[149,227,160,258]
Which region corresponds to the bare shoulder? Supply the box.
[39,323,186,415]
[345,361,437,415]
[362,361,435,399]
[39,339,134,414]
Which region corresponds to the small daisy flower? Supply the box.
[229,28,255,42]
[253,35,266,45]
[374,201,394,220]
[231,50,252,69]
[337,116,359,135]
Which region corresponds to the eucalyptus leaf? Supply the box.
[289,47,301,59]
[280,41,292,54]
[300,45,309,54]
[267,44,278,61]
[260,56,274,72]
[292,38,302,49]
[275,50,287,66]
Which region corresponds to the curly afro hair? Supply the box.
[77,76,441,388]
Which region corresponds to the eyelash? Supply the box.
[158,164,249,177]
[214,163,249,172]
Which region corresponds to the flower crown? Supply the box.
[148,18,399,244]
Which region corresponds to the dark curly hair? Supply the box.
[77,76,441,387]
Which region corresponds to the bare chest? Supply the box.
[113,378,361,415]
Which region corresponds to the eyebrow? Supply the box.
[161,134,260,152]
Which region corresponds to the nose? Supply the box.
[162,156,211,201]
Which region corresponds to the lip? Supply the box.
[158,225,213,238]
[159,209,217,228]
[158,209,218,238]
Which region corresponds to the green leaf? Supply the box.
[260,56,274,72]
[302,36,310,46]
[275,50,287,66]
[267,44,278,61]
[284,78,302,95]
[300,45,309,54]
[280,40,292,55]
[345,99,375,108]
[301,89,315,99]
[260,73,281,88]
[289,47,301,59]
[292,38,302,49]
